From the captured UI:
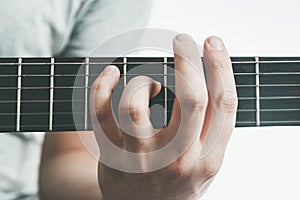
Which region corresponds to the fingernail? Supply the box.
[207,36,224,51]
[103,65,116,75]
[155,80,161,85]
[175,33,194,44]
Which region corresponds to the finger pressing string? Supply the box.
[118,76,161,152]
[90,65,123,146]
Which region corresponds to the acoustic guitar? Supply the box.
[0,57,299,132]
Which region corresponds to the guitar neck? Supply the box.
[0,57,299,133]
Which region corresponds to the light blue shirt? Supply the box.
[0,0,151,199]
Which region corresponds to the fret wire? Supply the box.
[49,58,55,131]
[16,58,22,132]
[255,57,261,126]
[1,59,300,66]
[84,58,90,130]
[123,57,127,87]
[163,57,168,126]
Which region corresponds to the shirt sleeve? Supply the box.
[60,0,153,57]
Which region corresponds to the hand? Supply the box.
[90,34,238,200]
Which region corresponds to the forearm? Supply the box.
[39,132,102,200]
[39,150,102,200]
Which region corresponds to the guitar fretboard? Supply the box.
[0,57,299,132]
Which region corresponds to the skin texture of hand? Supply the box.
[90,34,238,200]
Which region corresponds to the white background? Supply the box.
[148,0,300,199]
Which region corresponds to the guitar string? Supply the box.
[1,120,300,129]
[0,97,298,114]
[1,72,300,77]
[0,59,299,130]
[0,66,298,99]
[0,108,299,113]
[0,83,299,90]
[0,95,300,103]
[0,108,300,116]
[1,59,300,65]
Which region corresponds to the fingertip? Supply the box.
[102,65,120,86]
[91,65,120,95]
[203,36,231,70]
[174,33,195,44]
[204,36,225,52]
[150,80,162,98]
[102,65,120,77]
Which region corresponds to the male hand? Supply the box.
[90,34,238,200]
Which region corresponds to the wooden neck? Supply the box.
[0,57,299,132]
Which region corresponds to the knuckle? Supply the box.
[92,94,112,122]
[216,91,238,113]
[124,138,148,151]
[213,60,232,69]
[180,95,208,113]
[127,105,147,122]
[201,159,221,178]
[168,160,192,178]
[97,90,111,102]
[92,97,111,124]
[95,109,108,124]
